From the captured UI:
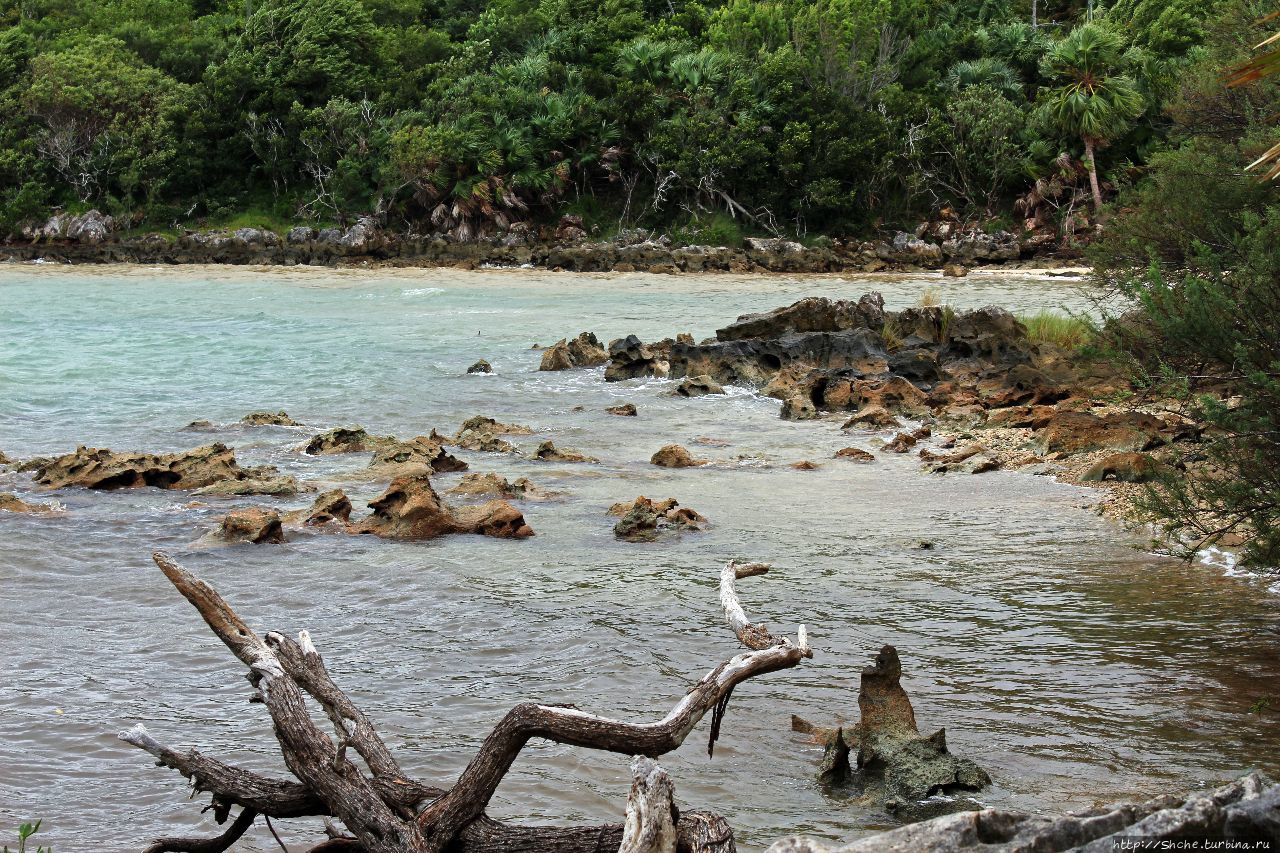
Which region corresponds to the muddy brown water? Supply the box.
[0,265,1277,851]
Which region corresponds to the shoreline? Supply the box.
[0,222,1084,275]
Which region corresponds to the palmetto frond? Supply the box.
[1226,12,1280,180]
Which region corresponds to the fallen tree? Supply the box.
[121,554,813,852]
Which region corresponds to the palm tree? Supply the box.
[1039,23,1144,212]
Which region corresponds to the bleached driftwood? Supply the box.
[122,555,812,852]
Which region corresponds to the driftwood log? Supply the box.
[122,554,812,852]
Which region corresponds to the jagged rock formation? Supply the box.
[608,497,708,541]
[539,332,609,370]
[33,443,271,491]
[351,473,533,540]
[303,427,397,456]
[792,646,989,818]
[368,436,468,476]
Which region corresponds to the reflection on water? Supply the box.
[0,265,1276,851]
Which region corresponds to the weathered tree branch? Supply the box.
[141,806,258,853]
[126,552,814,853]
[150,552,425,853]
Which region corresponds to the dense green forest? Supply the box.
[0,0,1266,241]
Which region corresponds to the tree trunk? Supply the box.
[1085,137,1104,213]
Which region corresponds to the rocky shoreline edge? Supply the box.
[1,210,1083,274]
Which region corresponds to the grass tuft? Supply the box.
[1019,311,1094,350]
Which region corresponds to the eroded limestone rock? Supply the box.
[34,444,255,491]
[650,444,706,468]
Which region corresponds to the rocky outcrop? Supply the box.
[452,501,536,539]
[793,647,989,818]
[285,489,353,526]
[835,447,875,462]
[608,496,708,541]
[213,508,285,544]
[767,772,1278,853]
[650,444,706,468]
[33,443,262,491]
[368,436,467,476]
[0,493,58,513]
[606,402,638,416]
[456,415,533,437]
[241,411,302,427]
[352,474,532,540]
[466,359,492,374]
[534,440,597,463]
[604,335,673,381]
[303,427,396,455]
[539,332,609,370]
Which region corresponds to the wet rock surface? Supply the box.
[767,772,1278,853]
[466,359,492,374]
[0,493,58,513]
[608,496,708,541]
[793,646,990,819]
[351,473,533,540]
[446,472,553,501]
[33,443,260,491]
[193,475,304,497]
[650,444,706,468]
[672,375,725,397]
[213,508,285,544]
[534,440,597,463]
[539,332,609,370]
[606,402,638,416]
[303,427,396,455]
[240,410,302,427]
[284,489,353,527]
[368,435,468,476]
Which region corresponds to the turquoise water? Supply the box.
[1,265,1277,851]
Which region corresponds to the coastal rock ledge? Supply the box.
[768,771,1279,852]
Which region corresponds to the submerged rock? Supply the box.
[0,493,58,514]
[285,489,353,527]
[447,473,553,501]
[194,476,304,497]
[609,496,708,541]
[606,402,638,416]
[352,474,532,540]
[835,447,875,462]
[303,427,396,456]
[455,415,533,436]
[241,410,302,427]
[539,332,608,370]
[214,508,285,544]
[534,440,597,463]
[368,436,467,476]
[33,443,256,491]
[466,359,493,374]
[650,444,706,468]
[673,375,725,397]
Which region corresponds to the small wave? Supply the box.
[402,287,445,297]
